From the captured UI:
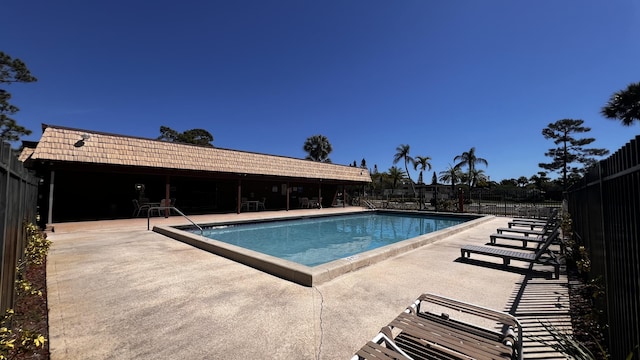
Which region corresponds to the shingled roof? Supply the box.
[24,124,371,183]
[18,147,34,162]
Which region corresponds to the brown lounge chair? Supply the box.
[460,228,562,279]
[352,293,523,360]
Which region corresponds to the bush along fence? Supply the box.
[1,223,50,359]
[565,135,640,360]
[0,142,39,313]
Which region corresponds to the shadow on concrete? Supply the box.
[504,272,572,359]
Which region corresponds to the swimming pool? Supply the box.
[153,210,489,286]
[199,213,467,267]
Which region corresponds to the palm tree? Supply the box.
[303,134,333,163]
[413,156,432,184]
[386,166,406,194]
[601,81,640,126]
[393,144,416,197]
[439,164,462,198]
[470,168,488,188]
[454,147,488,190]
[413,156,432,209]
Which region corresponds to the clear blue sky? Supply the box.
[4,1,640,182]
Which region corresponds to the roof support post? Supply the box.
[164,175,170,218]
[343,183,346,207]
[237,179,242,214]
[318,180,322,209]
[285,182,289,211]
[47,170,55,225]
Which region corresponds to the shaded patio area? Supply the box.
[46,207,571,359]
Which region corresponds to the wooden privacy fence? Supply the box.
[566,135,640,360]
[0,142,39,312]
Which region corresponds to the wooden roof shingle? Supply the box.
[18,147,35,162]
[28,125,372,183]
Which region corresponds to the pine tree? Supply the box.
[539,119,609,190]
[0,51,37,142]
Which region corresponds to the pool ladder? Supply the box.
[147,206,204,235]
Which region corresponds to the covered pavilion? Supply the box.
[19,124,371,225]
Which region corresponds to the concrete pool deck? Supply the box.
[46,207,570,359]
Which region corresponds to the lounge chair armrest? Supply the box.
[414,293,520,327]
[411,293,524,359]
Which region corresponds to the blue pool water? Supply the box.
[199,213,468,267]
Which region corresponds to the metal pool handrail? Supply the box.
[147,206,204,235]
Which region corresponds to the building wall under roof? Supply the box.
[37,166,346,223]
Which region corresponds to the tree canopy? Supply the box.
[0,51,37,142]
[454,147,488,190]
[157,126,214,146]
[303,134,332,163]
[413,155,432,185]
[539,119,609,190]
[601,81,640,126]
[439,164,463,196]
[516,176,529,188]
[393,144,416,196]
[529,172,551,191]
[468,168,488,188]
[385,166,406,191]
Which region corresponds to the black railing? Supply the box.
[362,188,561,216]
[566,135,640,360]
[0,143,39,312]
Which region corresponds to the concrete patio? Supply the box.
[46,207,570,359]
